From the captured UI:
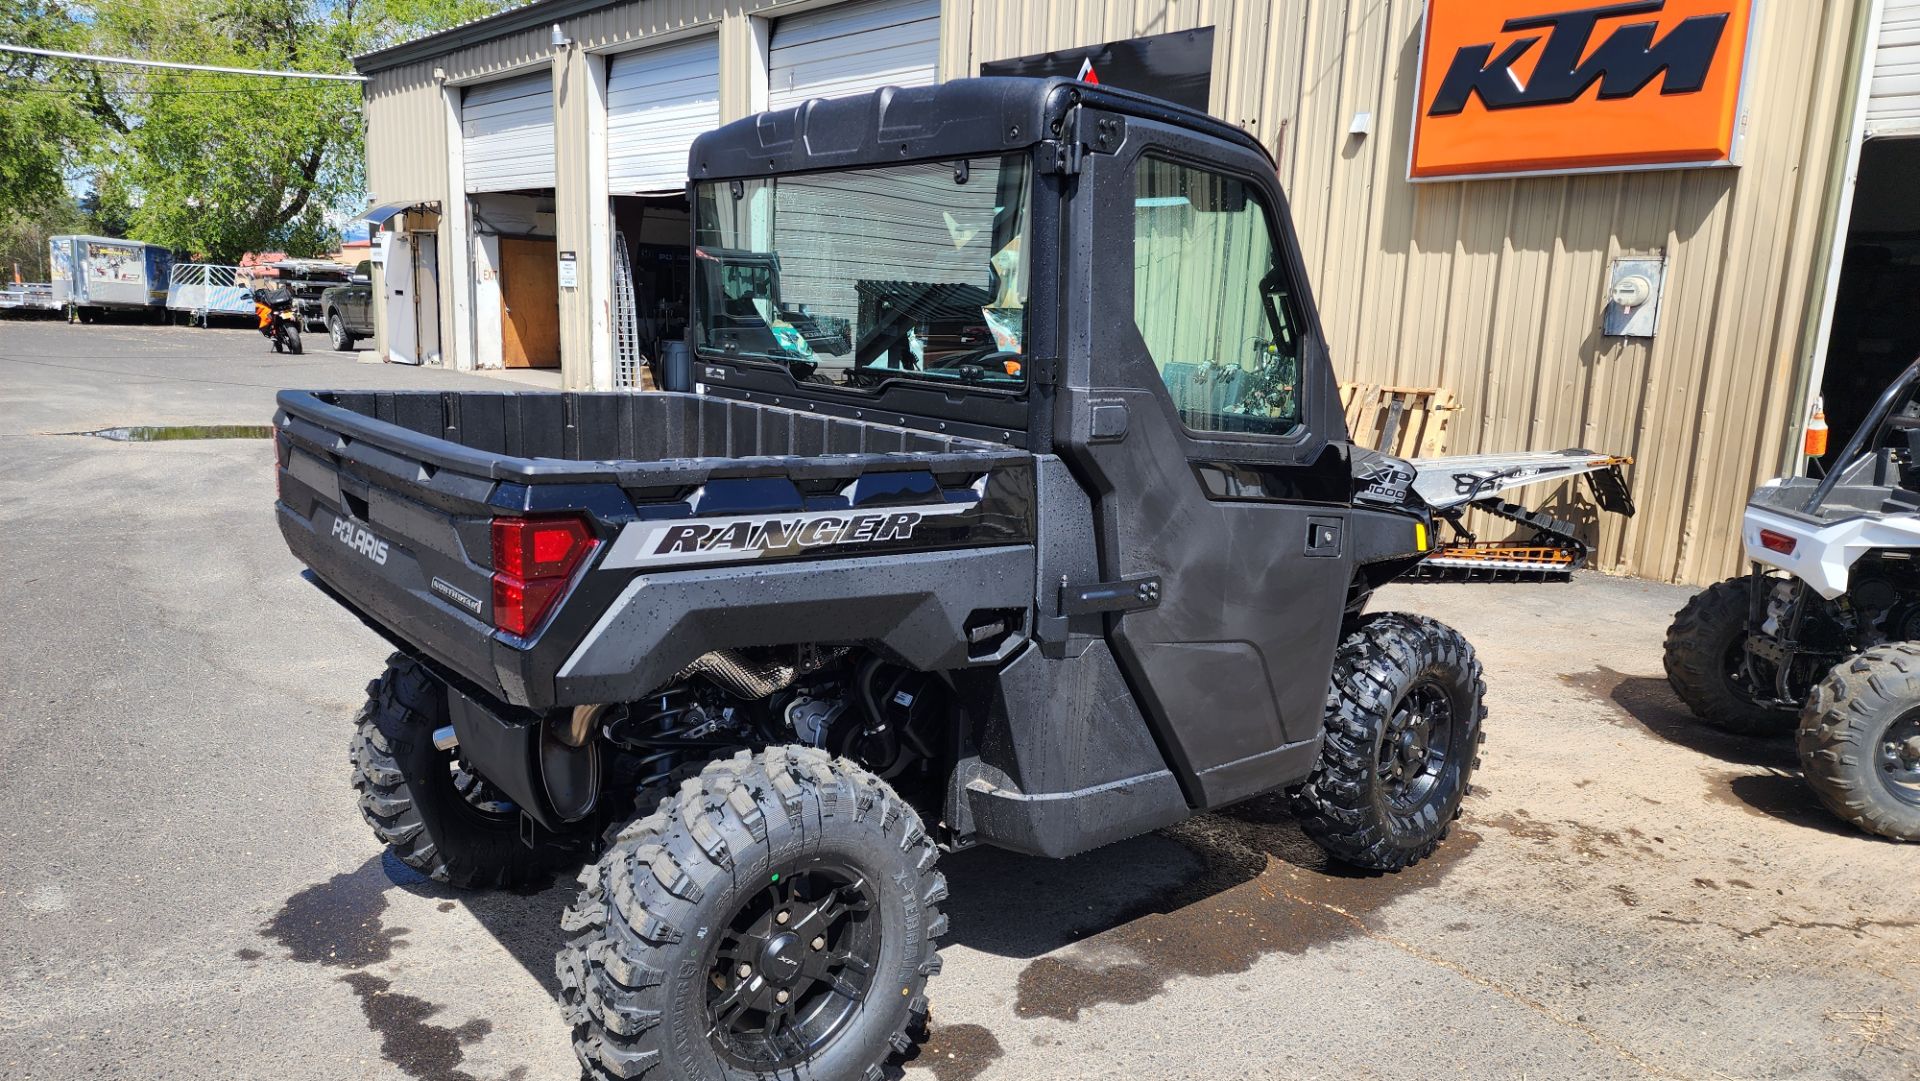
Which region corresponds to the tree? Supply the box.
[1,0,510,261]
[0,2,120,217]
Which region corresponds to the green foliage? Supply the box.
[1,201,86,281]
[0,0,511,263]
[0,2,116,216]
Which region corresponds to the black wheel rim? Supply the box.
[1877,712,1920,806]
[1379,679,1455,813]
[705,861,878,1070]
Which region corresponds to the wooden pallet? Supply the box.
[1339,383,1457,458]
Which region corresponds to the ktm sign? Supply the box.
[1411,0,1755,180]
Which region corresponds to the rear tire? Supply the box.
[286,323,304,355]
[1798,646,1920,841]
[557,747,944,1081]
[327,313,353,351]
[1291,613,1486,871]
[349,653,575,888]
[1664,577,1798,736]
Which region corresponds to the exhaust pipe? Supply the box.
[674,647,846,700]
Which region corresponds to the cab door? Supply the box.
[1056,112,1356,809]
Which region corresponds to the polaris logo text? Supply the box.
[603,502,973,569]
[1429,1,1729,117]
[330,516,390,566]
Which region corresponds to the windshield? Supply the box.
[692,154,1031,394]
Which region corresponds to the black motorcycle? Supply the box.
[252,285,303,355]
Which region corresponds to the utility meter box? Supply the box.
[1604,256,1665,339]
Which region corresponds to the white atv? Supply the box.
[1665,359,1920,841]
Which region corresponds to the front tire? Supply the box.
[1798,646,1920,841]
[557,747,945,1081]
[1292,614,1486,871]
[1664,577,1798,736]
[349,654,575,887]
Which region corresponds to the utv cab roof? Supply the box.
[688,76,1272,183]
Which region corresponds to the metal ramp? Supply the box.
[612,232,647,390]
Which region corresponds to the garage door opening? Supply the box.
[472,191,561,370]
[1817,137,1920,457]
[603,34,715,389]
[612,195,690,388]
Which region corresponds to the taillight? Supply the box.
[1758,529,1797,555]
[490,515,597,636]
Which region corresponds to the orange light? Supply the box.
[1804,399,1829,458]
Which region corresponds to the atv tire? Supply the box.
[1798,645,1920,841]
[1291,613,1486,871]
[349,653,574,888]
[1664,577,1798,736]
[557,746,944,1081]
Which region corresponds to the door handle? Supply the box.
[1306,516,1343,557]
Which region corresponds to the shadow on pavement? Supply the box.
[1563,666,1799,769]
[256,793,1476,1080]
[1723,770,1861,839]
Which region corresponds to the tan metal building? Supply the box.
[353,0,1918,585]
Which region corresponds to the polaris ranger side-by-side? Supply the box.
[277,79,1493,1080]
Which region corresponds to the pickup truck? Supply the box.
[318,262,373,350]
[275,77,1484,1081]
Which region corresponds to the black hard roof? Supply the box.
[688,77,1273,183]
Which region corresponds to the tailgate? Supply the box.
[274,402,513,699]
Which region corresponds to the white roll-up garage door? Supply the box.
[767,0,939,111]
[1870,0,1920,138]
[608,37,720,195]
[463,73,556,193]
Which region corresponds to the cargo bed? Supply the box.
[274,390,1036,709]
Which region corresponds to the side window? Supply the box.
[1132,156,1304,437]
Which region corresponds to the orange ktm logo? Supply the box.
[1411,0,1755,181]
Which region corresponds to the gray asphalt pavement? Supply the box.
[2,318,1916,1081]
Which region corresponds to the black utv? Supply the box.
[273,78,1485,1081]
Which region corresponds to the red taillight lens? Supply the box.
[1758,529,1797,555]
[490,515,597,637]
[492,516,594,579]
[491,575,568,637]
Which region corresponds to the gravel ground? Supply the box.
[2,319,1916,1081]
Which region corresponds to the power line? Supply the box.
[0,80,344,95]
[0,43,366,82]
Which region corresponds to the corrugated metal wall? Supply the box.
[960,0,1864,585]
[360,0,1868,584]
[363,60,446,206]
[1872,0,1920,136]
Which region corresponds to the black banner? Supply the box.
[980,27,1215,113]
